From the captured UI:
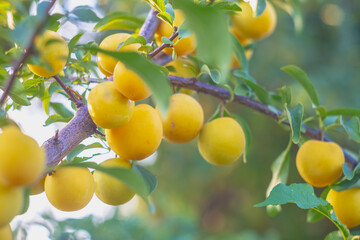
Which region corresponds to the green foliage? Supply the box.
[285,103,304,144]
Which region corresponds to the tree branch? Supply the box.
[168,75,359,168]
[148,27,179,58]
[139,8,160,43]
[42,104,97,167]
[53,75,83,107]
[0,0,56,108]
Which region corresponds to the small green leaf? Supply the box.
[341,117,360,143]
[11,16,40,48]
[327,108,360,118]
[50,102,74,118]
[157,12,173,27]
[0,70,30,106]
[93,13,143,31]
[20,188,31,215]
[286,103,304,144]
[324,231,344,240]
[266,142,291,197]
[255,183,327,209]
[278,86,292,106]
[133,164,158,194]
[60,162,149,203]
[231,34,249,72]
[165,3,175,21]
[281,65,320,107]
[161,36,173,45]
[70,6,100,22]
[68,32,84,53]
[118,34,146,50]
[44,114,72,127]
[307,208,324,223]
[232,114,252,160]
[213,1,242,12]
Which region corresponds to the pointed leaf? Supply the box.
[341,117,360,143]
[281,65,320,107]
[286,103,304,144]
[133,164,158,194]
[327,108,360,118]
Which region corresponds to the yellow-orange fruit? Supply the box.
[93,158,135,205]
[156,9,196,56]
[198,117,246,165]
[113,61,151,101]
[87,81,134,129]
[0,126,45,187]
[97,33,141,75]
[296,140,344,188]
[160,93,203,143]
[0,183,23,227]
[232,2,277,40]
[105,104,163,160]
[27,30,69,77]
[45,167,95,211]
[0,224,12,240]
[327,188,360,228]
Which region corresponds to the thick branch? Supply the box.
[169,75,359,168]
[139,8,160,43]
[42,105,97,167]
[0,0,56,108]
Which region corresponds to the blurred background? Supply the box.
[9,0,360,239]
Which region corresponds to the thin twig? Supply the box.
[95,129,105,137]
[53,75,83,107]
[0,0,56,108]
[168,75,359,168]
[148,27,179,58]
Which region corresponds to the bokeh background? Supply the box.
[9,0,360,239]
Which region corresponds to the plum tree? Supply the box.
[2,0,360,239]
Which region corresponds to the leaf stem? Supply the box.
[53,75,83,107]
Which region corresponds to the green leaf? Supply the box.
[176,0,231,84]
[0,70,30,106]
[133,164,158,194]
[118,34,146,50]
[60,162,149,203]
[307,208,324,223]
[11,16,40,48]
[161,36,173,45]
[340,117,360,143]
[68,32,84,53]
[281,65,320,107]
[255,183,327,209]
[286,103,304,144]
[236,73,271,105]
[93,12,143,31]
[157,12,173,27]
[231,113,252,160]
[44,114,72,127]
[273,0,303,34]
[231,34,249,72]
[256,0,266,16]
[70,6,100,22]
[266,142,291,197]
[165,3,175,21]
[67,142,104,162]
[86,48,171,113]
[278,86,292,106]
[324,231,344,240]
[144,0,165,12]
[213,1,242,12]
[327,108,360,118]
[50,102,73,118]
